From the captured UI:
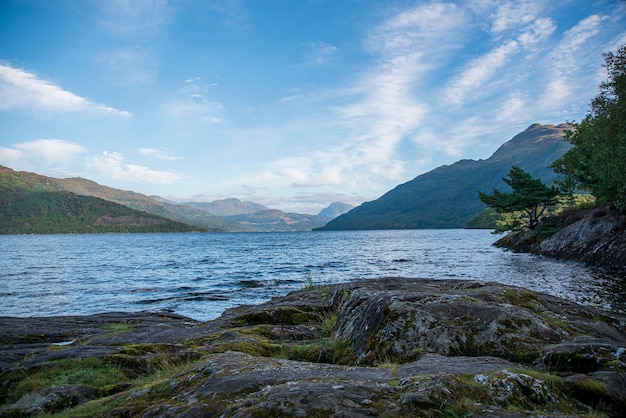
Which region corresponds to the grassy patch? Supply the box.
[5,357,127,404]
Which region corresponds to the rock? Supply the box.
[495,207,626,271]
[0,279,624,417]
[1,384,96,416]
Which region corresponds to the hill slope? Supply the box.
[0,187,202,234]
[182,198,268,217]
[0,166,252,232]
[316,123,571,230]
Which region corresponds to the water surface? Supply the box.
[1,230,624,321]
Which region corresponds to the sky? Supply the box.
[1,1,625,215]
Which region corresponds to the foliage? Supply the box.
[478,166,559,231]
[464,207,500,229]
[551,45,626,211]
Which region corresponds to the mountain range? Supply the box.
[316,123,572,230]
[0,166,351,233]
[0,123,571,233]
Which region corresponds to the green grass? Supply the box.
[6,358,126,404]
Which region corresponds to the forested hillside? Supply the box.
[0,187,202,234]
[0,165,251,232]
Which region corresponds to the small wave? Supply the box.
[238,280,264,288]
[183,295,230,302]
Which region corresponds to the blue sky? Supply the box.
[1,1,625,214]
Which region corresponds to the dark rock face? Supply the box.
[1,279,625,417]
[495,207,626,271]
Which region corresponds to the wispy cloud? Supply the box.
[302,41,337,66]
[0,139,87,167]
[326,2,467,179]
[538,14,608,113]
[490,0,542,34]
[98,0,170,38]
[0,65,132,117]
[139,147,184,161]
[97,46,158,86]
[443,40,519,106]
[91,151,182,184]
[166,78,224,123]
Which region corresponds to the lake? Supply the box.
[1,229,624,321]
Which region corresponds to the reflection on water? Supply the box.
[1,230,624,321]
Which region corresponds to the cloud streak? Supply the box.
[0,139,87,167]
[91,151,182,185]
[0,65,132,117]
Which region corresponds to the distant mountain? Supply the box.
[183,198,268,217]
[316,123,572,230]
[318,202,355,219]
[0,165,253,232]
[226,209,332,232]
[0,186,202,234]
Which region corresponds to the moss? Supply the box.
[536,312,575,334]
[502,288,544,312]
[235,306,314,326]
[101,323,135,334]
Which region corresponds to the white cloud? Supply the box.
[91,151,182,184]
[490,0,541,34]
[0,65,132,117]
[518,18,556,47]
[443,40,519,106]
[0,139,87,167]
[538,14,608,112]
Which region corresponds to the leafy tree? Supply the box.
[478,166,559,231]
[551,45,626,211]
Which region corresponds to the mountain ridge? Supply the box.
[316,123,572,230]
[0,166,351,232]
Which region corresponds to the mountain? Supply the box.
[316,123,572,230]
[182,198,268,217]
[0,186,202,234]
[225,209,331,232]
[317,202,355,219]
[0,165,253,232]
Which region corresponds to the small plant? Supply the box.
[303,270,315,290]
[320,313,337,337]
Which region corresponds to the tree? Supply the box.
[551,45,626,211]
[478,166,559,231]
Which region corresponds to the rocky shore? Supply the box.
[1,278,625,417]
[495,206,626,271]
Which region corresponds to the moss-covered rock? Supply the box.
[1,279,624,417]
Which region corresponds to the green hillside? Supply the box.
[0,165,252,232]
[316,123,571,230]
[0,186,203,234]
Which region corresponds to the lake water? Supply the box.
[1,229,624,321]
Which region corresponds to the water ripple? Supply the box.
[1,230,624,321]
